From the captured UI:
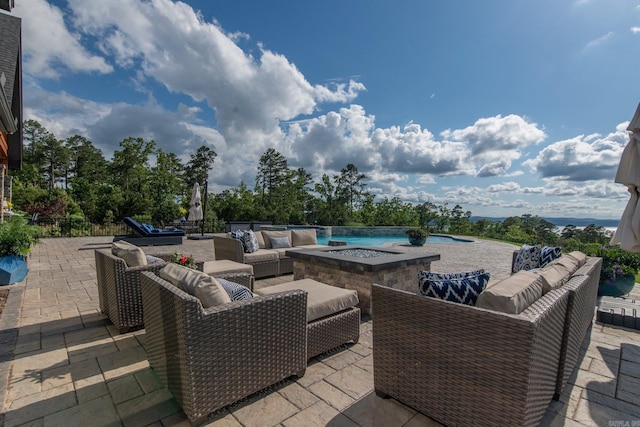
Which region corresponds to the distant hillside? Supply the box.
[470,216,620,228]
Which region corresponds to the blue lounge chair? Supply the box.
[113,217,185,246]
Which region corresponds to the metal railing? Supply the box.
[32,218,225,238]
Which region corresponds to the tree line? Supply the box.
[8,120,613,247]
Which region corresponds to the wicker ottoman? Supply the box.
[255,279,361,358]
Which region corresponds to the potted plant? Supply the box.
[405,227,429,246]
[171,251,196,269]
[0,217,42,285]
[595,247,640,297]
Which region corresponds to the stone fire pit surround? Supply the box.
[286,246,440,315]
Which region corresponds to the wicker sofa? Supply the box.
[94,249,253,333]
[140,271,307,425]
[212,229,328,278]
[372,252,602,427]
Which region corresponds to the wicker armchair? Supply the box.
[94,249,254,333]
[140,271,307,424]
[94,249,171,333]
[372,283,570,427]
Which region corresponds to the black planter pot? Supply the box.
[408,236,427,246]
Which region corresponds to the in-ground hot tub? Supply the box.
[285,246,440,315]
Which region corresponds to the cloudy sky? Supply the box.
[6,0,640,220]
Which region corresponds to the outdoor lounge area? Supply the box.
[0,236,639,426]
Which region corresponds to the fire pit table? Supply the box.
[285,246,440,315]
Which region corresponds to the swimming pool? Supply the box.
[315,234,472,246]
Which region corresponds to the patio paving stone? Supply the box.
[230,391,299,427]
[308,379,356,411]
[295,360,337,388]
[338,392,417,426]
[620,359,640,378]
[324,364,373,401]
[107,375,144,404]
[281,400,351,427]
[3,382,76,427]
[116,387,181,427]
[278,381,320,410]
[97,345,149,381]
[1,236,639,426]
[42,394,120,427]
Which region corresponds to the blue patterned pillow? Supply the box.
[216,278,253,301]
[539,246,562,268]
[242,230,260,253]
[420,269,485,281]
[513,244,542,273]
[419,271,490,305]
[145,255,165,265]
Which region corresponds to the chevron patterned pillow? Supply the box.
[217,278,254,301]
[418,271,490,305]
[420,269,485,281]
[539,246,562,268]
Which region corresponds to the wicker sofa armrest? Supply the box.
[554,257,602,397]
[213,234,245,263]
[140,271,307,423]
[372,283,569,427]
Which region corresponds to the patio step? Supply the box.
[597,296,640,330]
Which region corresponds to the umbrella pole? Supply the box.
[202,180,208,236]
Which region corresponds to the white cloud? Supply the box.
[486,182,521,193]
[442,114,546,176]
[632,26,640,34]
[14,0,113,78]
[523,125,627,181]
[585,31,614,50]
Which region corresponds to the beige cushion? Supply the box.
[255,279,359,322]
[476,270,543,314]
[254,231,266,249]
[551,254,582,275]
[111,241,147,267]
[261,230,292,249]
[200,260,253,276]
[566,251,587,267]
[243,249,279,263]
[291,229,318,246]
[158,263,231,308]
[270,248,290,259]
[536,263,571,294]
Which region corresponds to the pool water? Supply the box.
[315,234,471,246]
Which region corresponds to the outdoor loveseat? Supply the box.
[139,270,307,424]
[372,251,602,427]
[212,228,328,278]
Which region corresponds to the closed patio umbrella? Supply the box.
[610,102,640,252]
[188,182,203,222]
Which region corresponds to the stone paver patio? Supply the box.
[0,236,638,426]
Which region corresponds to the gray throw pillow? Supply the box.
[270,236,292,249]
